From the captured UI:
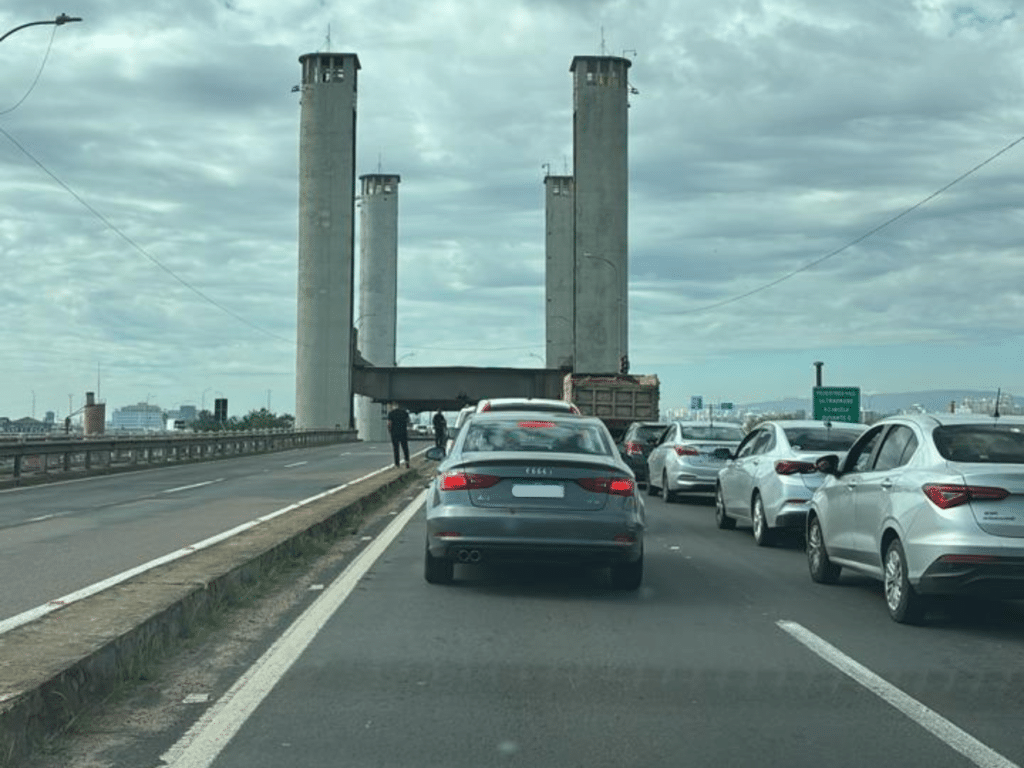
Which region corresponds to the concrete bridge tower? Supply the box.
[570,55,631,374]
[355,173,401,440]
[295,52,361,429]
[544,174,575,370]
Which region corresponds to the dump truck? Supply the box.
[563,373,660,440]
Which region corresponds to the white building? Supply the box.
[111,403,164,431]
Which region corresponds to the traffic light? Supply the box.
[214,398,228,423]
[619,355,630,374]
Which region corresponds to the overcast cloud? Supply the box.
[2,0,1022,420]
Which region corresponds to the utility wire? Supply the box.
[0,24,57,116]
[675,132,1024,315]
[0,125,293,344]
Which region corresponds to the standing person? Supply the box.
[432,408,447,450]
[387,402,410,468]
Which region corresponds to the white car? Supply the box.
[647,421,745,501]
[715,420,868,546]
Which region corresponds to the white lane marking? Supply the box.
[284,461,308,468]
[0,463,397,637]
[778,620,1019,768]
[161,479,224,495]
[161,487,426,768]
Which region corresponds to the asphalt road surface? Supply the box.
[0,441,418,624]
[148,489,1024,768]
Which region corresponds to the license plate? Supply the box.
[512,484,565,498]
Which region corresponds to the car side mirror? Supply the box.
[424,447,446,461]
[815,454,841,476]
[712,447,733,460]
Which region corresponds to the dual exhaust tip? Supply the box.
[456,548,482,563]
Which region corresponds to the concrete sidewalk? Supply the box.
[0,462,426,767]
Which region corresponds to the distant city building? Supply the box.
[0,416,53,434]
[110,403,165,431]
[165,405,198,423]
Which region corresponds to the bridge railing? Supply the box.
[0,429,357,488]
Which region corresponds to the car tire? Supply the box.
[884,538,927,624]
[715,485,736,530]
[806,515,841,584]
[661,472,675,503]
[424,543,454,585]
[751,492,773,547]
[611,550,643,590]
[646,471,659,496]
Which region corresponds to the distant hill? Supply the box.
[741,389,1018,415]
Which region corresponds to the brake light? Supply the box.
[518,421,555,428]
[577,477,635,496]
[674,446,698,456]
[479,402,491,412]
[922,483,1009,509]
[441,472,502,491]
[434,531,462,540]
[613,533,636,543]
[775,460,816,475]
[569,404,582,414]
[624,441,644,456]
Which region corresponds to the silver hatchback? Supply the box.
[806,413,1024,623]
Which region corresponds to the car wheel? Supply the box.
[807,516,841,584]
[715,484,736,530]
[610,550,643,590]
[751,493,773,547]
[646,474,659,496]
[661,472,675,503]
[424,543,454,585]
[884,538,927,624]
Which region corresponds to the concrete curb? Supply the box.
[0,463,426,767]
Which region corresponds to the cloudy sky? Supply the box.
[2,0,1022,421]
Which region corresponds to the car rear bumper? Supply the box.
[429,538,642,565]
[916,557,1024,597]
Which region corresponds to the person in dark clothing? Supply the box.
[432,409,447,449]
[387,403,410,468]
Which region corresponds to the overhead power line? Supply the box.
[675,132,1024,315]
[0,24,57,116]
[0,125,293,344]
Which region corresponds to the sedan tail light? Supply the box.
[674,446,699,456]
[577,477,635,496]
[922,483,1009,509]
[624,441,644,456]
[441,471,501,491]
[775,460,817,475]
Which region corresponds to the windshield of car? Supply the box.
[782,426,864,452]
[932,425,1024,464]
[462,420,611,455]
[634,424,667,442]
[485,401,573,413]
[677,425,744,441]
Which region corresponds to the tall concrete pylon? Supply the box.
[544,174,575,370]
[355,173,401,440]
[570,55,631,374]
[295,52,361,429]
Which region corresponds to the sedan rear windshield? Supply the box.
[678,425,744,441]
[463,420,611,455]
[633,425,667,441]
[782,427,864,452]
[933,425,1024,464]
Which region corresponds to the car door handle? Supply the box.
[844,481,858,490]
[880,479,893,491]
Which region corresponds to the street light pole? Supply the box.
[0,14,82,44]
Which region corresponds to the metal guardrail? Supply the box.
[0,429,358,487]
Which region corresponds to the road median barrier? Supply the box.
[0,461,426,767]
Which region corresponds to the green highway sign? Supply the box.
[720,402,733,411]
[813,386,861,423]
[691,396,703,410]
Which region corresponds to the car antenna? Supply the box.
[993,388,1001,420]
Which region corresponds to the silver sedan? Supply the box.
[806,413,1024,624]
[716,419,867,546]
[647,421,745,502]
[424,411,645,589]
